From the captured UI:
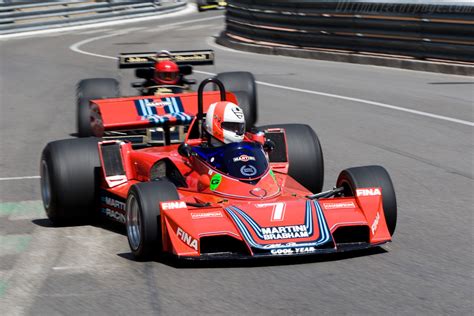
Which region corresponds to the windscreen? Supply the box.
[193,142,268,179]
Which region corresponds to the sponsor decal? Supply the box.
[255,202,286,221]
[125,56,148,63]
[176,227,198,250]
[240,165,257,177]
[102,208,126,224]
[103,196,126,211]
[233,154,256,162]
[261,225,309,240]
[191,211,223,219]
[210,173,222,191]
[146,100,171,107]
[356,188,381,196]
[371,212,380,235]
[161,201,187,210]
[270,247,316,255]
[322,201,356,209]
[172,54,210,62]
[225,201,332,251]
[134,97,192,125]
[231,107,244,119]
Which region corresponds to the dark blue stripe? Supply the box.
[175,97,184,112]
[134,100,144,116]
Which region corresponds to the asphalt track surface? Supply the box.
[1,6,473,316]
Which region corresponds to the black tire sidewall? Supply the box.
[76,78,119,137]
[40,138,101,225]
[127,181,179,260]
[336,165,397,236]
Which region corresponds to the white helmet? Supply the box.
[205,101,245,144]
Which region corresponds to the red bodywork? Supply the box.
[91,92,392,259]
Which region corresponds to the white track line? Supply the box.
[254,81,474,127]
[68,20,474,128]
[0,176,40,181]
[70,15,224,60]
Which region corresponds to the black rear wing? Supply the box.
[118,50,214,68]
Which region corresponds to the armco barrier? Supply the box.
[0,1,187,35]
[222,0,474,63]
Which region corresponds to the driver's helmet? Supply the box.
[154,60,179,85]
[205,101,245,144]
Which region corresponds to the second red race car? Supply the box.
[40,74,397,261]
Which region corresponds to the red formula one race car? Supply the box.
[76,49,215,137]
[41,75,397,261]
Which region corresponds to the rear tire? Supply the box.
[261,124,324,194]
[336,165,397,236]
[77,78,119,137]
[40,138,101,225]
[126,181,179,261]
[215,71,257,129]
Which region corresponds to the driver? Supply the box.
[153,60,180,85]
[204,101,245,146]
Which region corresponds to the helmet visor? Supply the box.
[157,71,178,82]
[221,121,245,136]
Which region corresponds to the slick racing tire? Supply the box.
[40,137,101,225]
[126,181,179,261]
[77,78,119,137]
[260,124,324,194]
[336,165,397,236]
[215,71,257,129]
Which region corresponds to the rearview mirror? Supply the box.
[178,143,192,158]
[263,139,275,152]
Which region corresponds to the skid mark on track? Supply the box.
[0,279,7,298]
[0,235,32,255]
[0,200,43,220]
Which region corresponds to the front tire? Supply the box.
[126,181,179,261]
[336,165,397,236]
[40,138,101,225]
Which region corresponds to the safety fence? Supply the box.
[0,0,187,35]
[223,0,474,63]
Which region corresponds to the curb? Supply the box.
[217,32,474,76]
[0,2,187,36]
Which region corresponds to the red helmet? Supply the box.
[154,60,179,85]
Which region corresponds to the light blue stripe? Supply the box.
[171,97,186,122]
[139,99,147,118]
[231,206,264,239]
[225,202,332,251]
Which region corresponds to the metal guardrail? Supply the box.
[0,0,186,35]
[224,0,474,63]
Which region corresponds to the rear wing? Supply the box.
[90,91,237,136]
[118,50,214,69]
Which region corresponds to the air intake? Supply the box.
[333,226,370,245]
[200,236,249,256]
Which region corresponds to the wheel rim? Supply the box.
[127,195,141,251]
[40,160,51,209]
